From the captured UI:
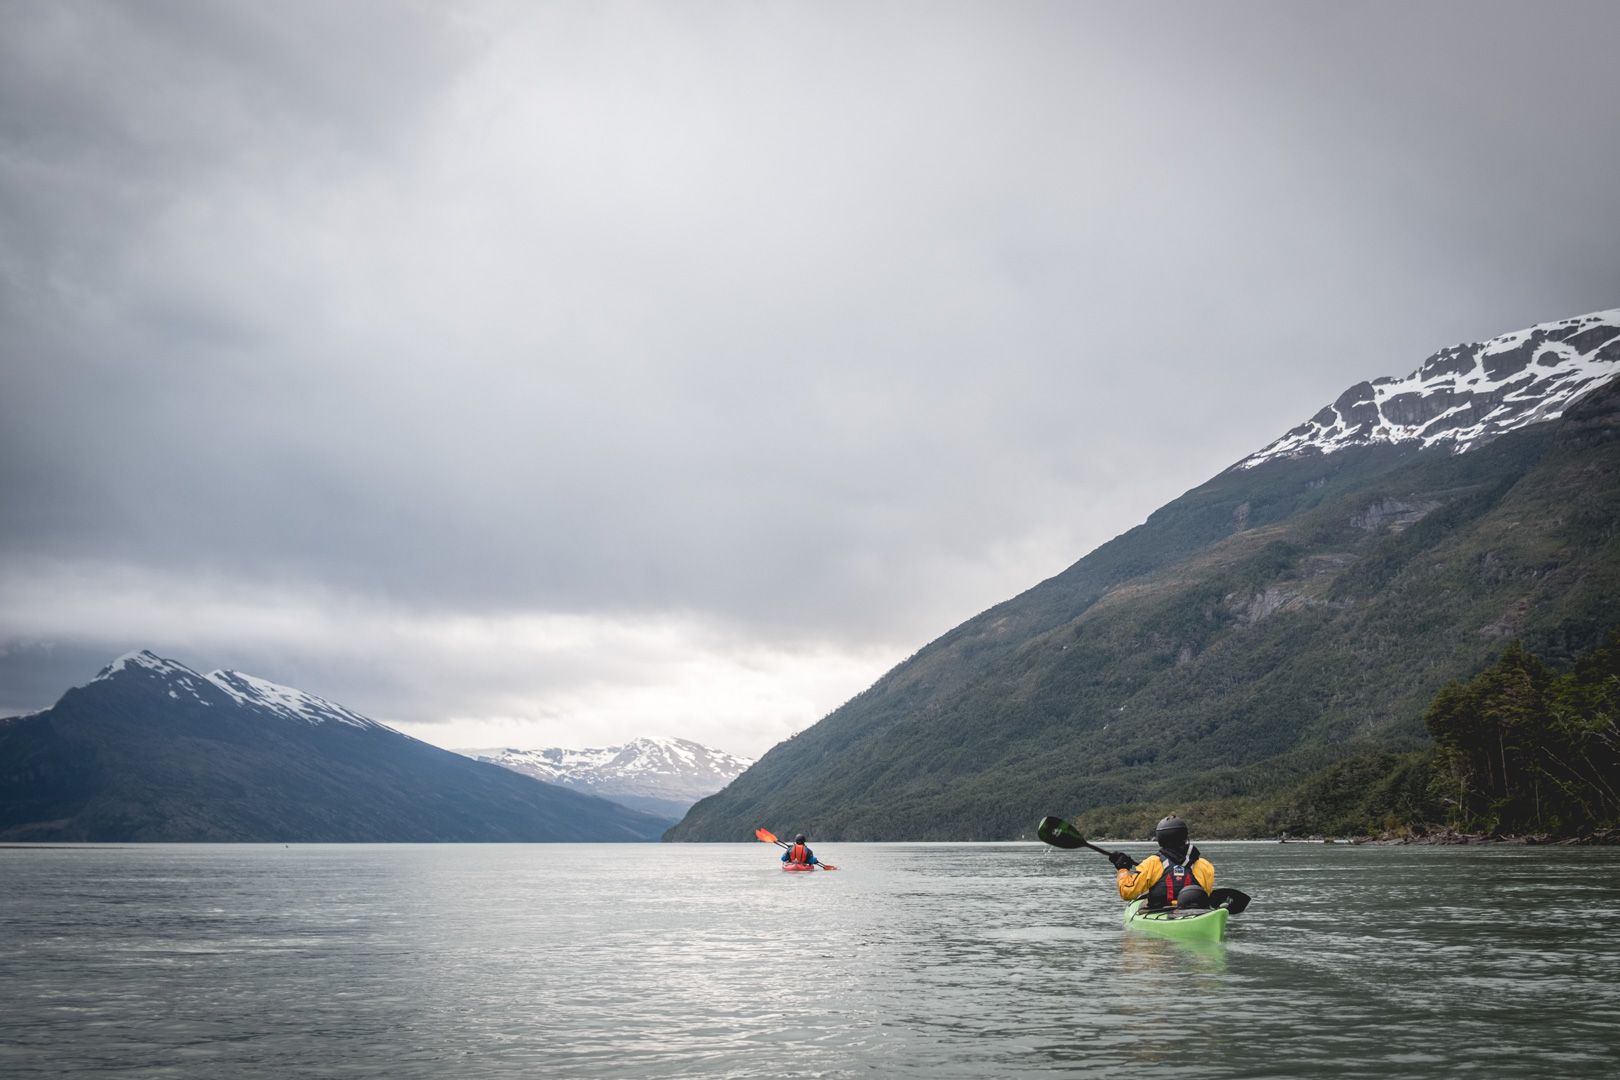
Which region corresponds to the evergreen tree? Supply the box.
[1423,634,1618,836]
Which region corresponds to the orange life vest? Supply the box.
[787,842,810,864]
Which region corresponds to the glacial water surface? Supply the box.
[2,841,1618,1078]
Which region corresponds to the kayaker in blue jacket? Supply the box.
[782,834,820,866]
[1112,814,1215,910]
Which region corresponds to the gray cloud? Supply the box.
[4,1,1618,752]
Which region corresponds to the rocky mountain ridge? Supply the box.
[90,650,387,731]
[1236,309,1619,469]
[0,652,669,842]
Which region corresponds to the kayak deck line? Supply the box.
[1123,898,1230,941]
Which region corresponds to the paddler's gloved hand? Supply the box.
[1108,851,1136,870]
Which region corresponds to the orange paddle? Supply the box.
[755,827,838,870]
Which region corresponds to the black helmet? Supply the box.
[795,834,807,844]
[1155,814,1189,850]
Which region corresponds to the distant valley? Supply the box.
[457,739,752,822]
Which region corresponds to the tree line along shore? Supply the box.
[1070,629,1620,846]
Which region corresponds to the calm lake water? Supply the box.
[3,841,1618,1078]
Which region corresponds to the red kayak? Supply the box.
[781,862,818,872]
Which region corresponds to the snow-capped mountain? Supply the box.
[1236,309,1620,470]
[672,309,1620,842]
[92,650,386,731]
[0,650,670,842]
[457,738,753,821]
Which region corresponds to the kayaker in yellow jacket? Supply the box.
[1110,814,1215,910]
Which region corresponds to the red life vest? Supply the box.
[787,843,810,864]
[1163,861,1197,905]
[1147,847,1203,909]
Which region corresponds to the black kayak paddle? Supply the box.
[1037,815,1119,856]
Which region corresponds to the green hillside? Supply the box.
[668,378,1620,841]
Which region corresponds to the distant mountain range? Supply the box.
[457,739,751,821]
[669,308,1620,841]
[0,651,669,842]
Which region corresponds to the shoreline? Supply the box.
[1346,827,1620,847]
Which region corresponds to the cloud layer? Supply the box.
[4,2,1618,754]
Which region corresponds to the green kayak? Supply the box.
[1124,898,1229,942]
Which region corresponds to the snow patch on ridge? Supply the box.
[1235,309,1620,470]
[458,737,753,804]
[91,650,218,706]
[84,649,391,731]
[93,649,196,684]
[206,670,385,730]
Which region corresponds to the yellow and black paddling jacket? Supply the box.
[1116,847,1215,909]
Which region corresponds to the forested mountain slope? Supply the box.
[669,314,1620,841]
[0,652,671,842]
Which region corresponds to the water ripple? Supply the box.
[2,842,1618,1077]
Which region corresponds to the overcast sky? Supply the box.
[3,1,1617,756]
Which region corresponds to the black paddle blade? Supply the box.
[1210,888,1252,915]
[1036,816,1089,850]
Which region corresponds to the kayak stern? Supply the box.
[1124,898,1230,941]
